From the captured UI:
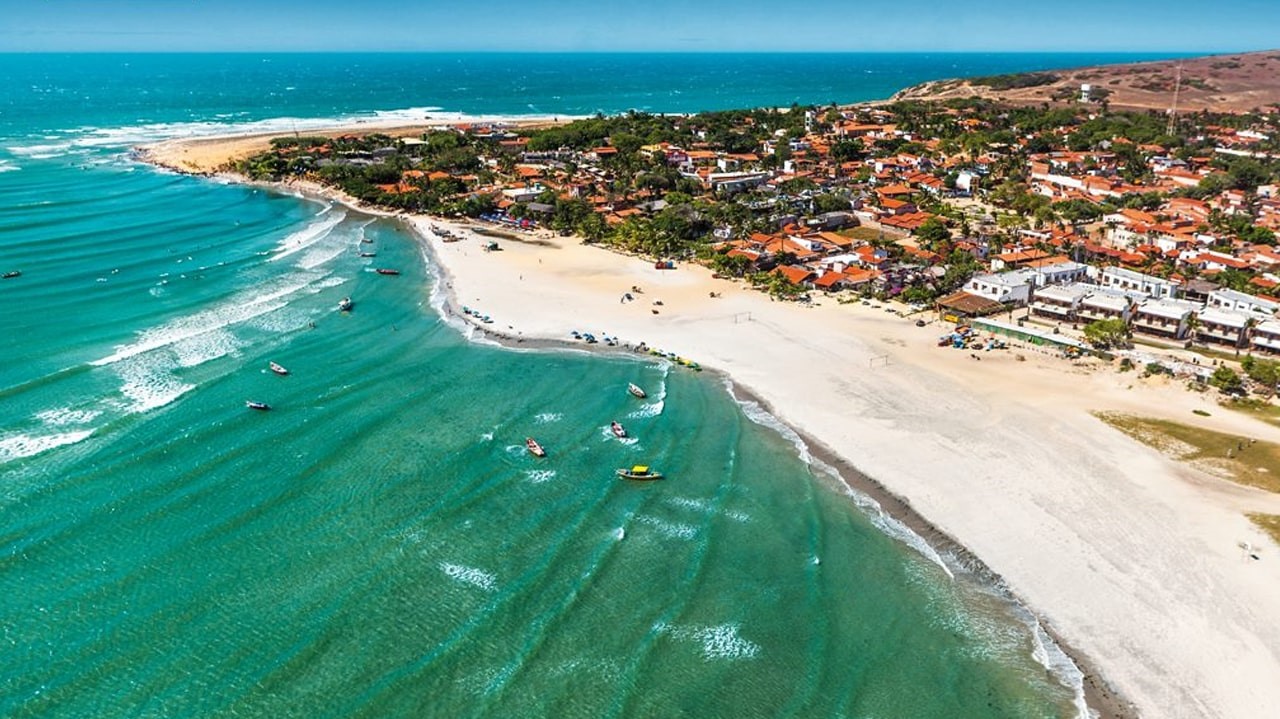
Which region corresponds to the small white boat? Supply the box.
[337,297,353,312]
[610,421,627,438]
[526,437,546,457]
[245,400,271,411]
[628,383,646,399]
[269,361,289,376]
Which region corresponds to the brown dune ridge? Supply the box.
[892,49,1280,113]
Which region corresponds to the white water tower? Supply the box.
[1080,83,1092,102]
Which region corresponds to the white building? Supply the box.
[1029,260,1089,286]
[1030,282,1093,320]
[1076,287,1135,323]
[1131,298,1201,340]
[963,269,1038,305]
[1196,306,1251,348]
[1251,319,1280,354]
[1094,266,1179,299]
[1206,288,1280,319]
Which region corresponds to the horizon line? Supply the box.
[0,48,1265,55]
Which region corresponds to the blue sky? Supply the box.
[1,0,1277,52]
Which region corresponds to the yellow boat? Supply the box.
[616,465,663,481]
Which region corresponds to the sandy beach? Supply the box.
[142,140,1280,719]
[411,220,1280,719]
[137,116,567,175]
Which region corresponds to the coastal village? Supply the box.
[239,83,1280,390]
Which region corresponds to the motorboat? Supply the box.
[610,421,627,438]
[2,270,20,279]
[375,268,400,275]
[245,401,271,411]
[269,361,289,376]
[628,383,647,398]
[337,297,353,312]
[526,437,546,457]
[359,251,377,258]
[616,465,662,481]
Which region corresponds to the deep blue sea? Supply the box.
[0,52,1182,718]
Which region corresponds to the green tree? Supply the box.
[915,217,951,248]
[1208,365,1243,393]
[1083,318,1130,349]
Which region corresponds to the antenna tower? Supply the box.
[1166,62,1183,136]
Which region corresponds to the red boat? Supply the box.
[610,421,627,438]
[376,268,400,276]
[526,437,546,457]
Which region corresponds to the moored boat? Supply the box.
[245,400,271,411]
[375,268,400,275]
[526,437,546,457]
[358,251,376,257]
[628,383,647,398]
[616,465,662,481]
[337,297,353,312]
[2,270,20,279]
[269,361,289,376]
[610,421,627,438]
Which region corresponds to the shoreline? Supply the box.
[197,164,1124,715]
[350,191,1127,717]
[408,213,1127,716]
[139,135,1280,719]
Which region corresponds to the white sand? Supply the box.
[414,218,1280,719]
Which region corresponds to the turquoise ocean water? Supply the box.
[0,53,1182,717]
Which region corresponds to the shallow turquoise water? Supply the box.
[0,53,1108,717]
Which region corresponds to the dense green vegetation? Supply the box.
[233,97,1280,300]
[969,72,1060,90]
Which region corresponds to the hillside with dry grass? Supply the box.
[892,50,1280,113]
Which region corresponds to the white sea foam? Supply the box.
[657,622,760,660]
[666,495,751,524]
[0,430,94,462]
[6,143,74,158]
[1029,615,1091,719]
[625,400,664,419]
[171,327,241,368]
[91,271,319,367]
[35,407,103,427]
[310,276,347,291]
[114,356,195,413]
[524,469,557,484]
[667,496,713,513]
[728,378,955,579]
[243,308,312,334]
[8,107,583,160]
[268,210,345,263]
[534,412,562,424]
[0,159,18,173]
[439,562,497,592]
[634,514,698,540]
